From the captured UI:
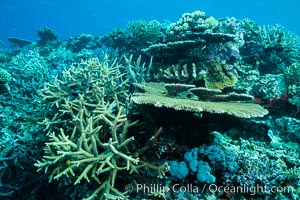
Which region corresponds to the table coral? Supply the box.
[132,82,268,118]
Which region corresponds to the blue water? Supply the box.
[1,0,299,47]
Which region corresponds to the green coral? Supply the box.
[204,62,237,90]
[10,48,50,79]
[0,68,11,82]
[126,20,162,45]
[257,24,299,55]
[286,166,300,180]
[285,62,300,84]
[35,97,140,199]
[35,57,168,200]
[39,56,128,108]
[284,62,300,107]
[240,20,300,73]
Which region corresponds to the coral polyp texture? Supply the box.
[1,9,300,200]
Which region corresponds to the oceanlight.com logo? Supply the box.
[124,183,294,196]
[207,184,294,196]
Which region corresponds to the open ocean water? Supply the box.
[1,0,300,47]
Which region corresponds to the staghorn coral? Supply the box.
[39,56,128,108]
[240,20,300,74]
[132,82,268,118]
[124,54,152,84]
[0,68,11,82]
[35,57,168,200]
[35,97,141,199]
[10,48,50,80]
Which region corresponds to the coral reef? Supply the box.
[36,99,140,199]
[166,11,218,41]
[37,27,58,45]
[168,161,189,179]
[126,20,162,45]
[7,37,33,48]
[100,20,163,55]
[276,116,300,143]
[204,62,237,90]
[0,68,11,82]
[66,34,102,53]
[0,9,300,200]
[154,62,206,84]
[132,82,268,118]
[284,62,300,107]
[10,48,50,79]
[35,57,168,199]
[240,20,300,74]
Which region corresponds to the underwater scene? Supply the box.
[1,1,300,200]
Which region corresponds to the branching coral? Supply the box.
[257,24,299,53]
[0,68,11,82]
[35,56,168,199]
[240,20,300,73]
[126,20,162,45]
[10,48,50,79]
[124,54,152,84]
[35,97,141,199]
[39,56,128,108]
[284,62,300,107]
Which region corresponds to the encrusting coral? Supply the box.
[35,56,168,200]
[204,62,237,90]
